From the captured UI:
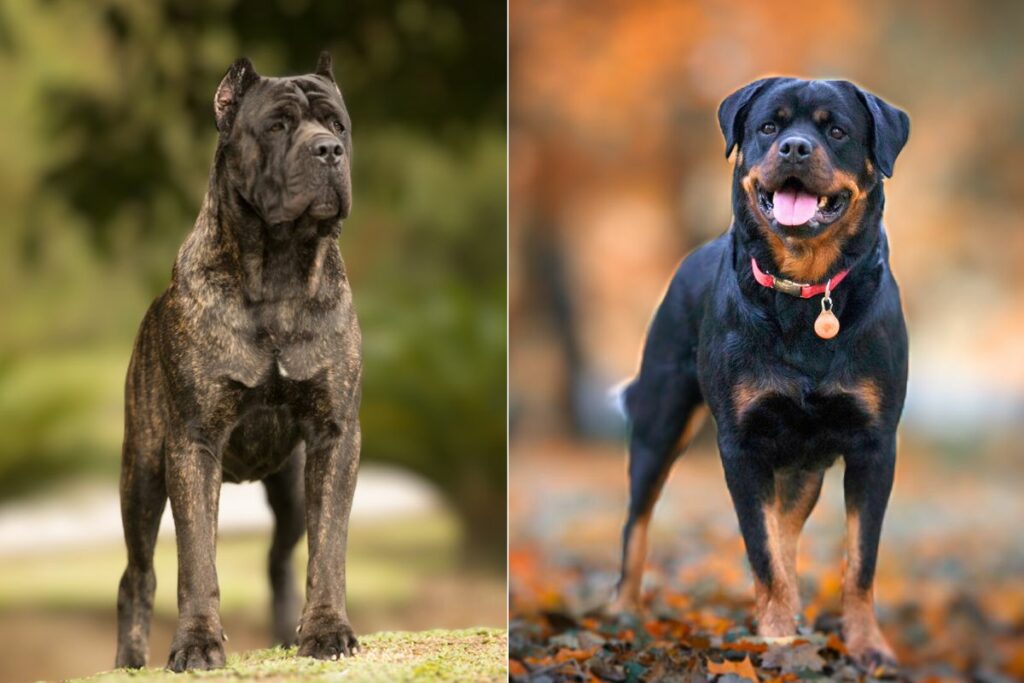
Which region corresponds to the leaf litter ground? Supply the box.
[509,438,1024,682]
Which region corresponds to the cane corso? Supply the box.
[115,52,360,671]
[610,78,910,668]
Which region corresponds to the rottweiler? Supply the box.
[609,78,910,667]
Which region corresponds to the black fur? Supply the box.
[617,78,910,667]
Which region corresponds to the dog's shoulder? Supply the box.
[659,231,731,324]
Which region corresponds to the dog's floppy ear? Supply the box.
[315,50,335,82]
[852,86,910,178]
[717,77,783,159]
[214,57,260,133]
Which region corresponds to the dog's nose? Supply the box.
[312,136,344,165]
[778,135,814,163]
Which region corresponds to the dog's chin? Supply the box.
[307,193,340,221]
[262,188,345,225]
[752,179,853,237]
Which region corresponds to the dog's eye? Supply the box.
[330,118,346,135]
[759,122,777,135]
[268,121,286,134]
[829,125,847,140]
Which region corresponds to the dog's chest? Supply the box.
[249,298,349,382]
[731,379,882,467]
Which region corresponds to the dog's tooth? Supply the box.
[818,196,828,208]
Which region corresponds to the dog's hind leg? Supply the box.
[115,434,166,668]
[263,444,307,646]
[608,239,723,613]
[115,327,168,668]
[609,375,705,614]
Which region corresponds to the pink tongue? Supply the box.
[772,189,819,226]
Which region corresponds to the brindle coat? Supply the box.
[115,53,361,672]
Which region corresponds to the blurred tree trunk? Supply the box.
[447,476,507,569]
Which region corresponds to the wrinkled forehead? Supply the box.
[239,75,348,121]
[750,80,867,128]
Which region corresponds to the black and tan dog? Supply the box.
[610,78,910,667]
[115,53,360,671]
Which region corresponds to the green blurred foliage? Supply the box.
[0,0,506,557]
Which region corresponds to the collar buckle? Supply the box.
[771,277,805,297]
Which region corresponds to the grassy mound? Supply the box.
[72,628,507,682]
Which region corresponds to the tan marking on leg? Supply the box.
[850,379,882,419]
[609,407,708,614]
[609,513,650,613]
[842,512,895,665]
[733,381,771,421]
[755,472,823,636]
[776,471,824,579]
[671,405,709,455]
[755,501,800,636]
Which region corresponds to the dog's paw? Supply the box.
[605,592,641,616]
[845,629,898,672]
[115,643,147,670]
[297,612,360,660]
[167,624,226,672]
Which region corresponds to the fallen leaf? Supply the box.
[824,632,847,655]
[707,656,760,682]
[760,643,826,674]
[553,647,596,663]
[509,659,528,677]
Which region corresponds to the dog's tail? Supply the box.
[607,377,637,424]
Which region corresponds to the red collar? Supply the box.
[750,257,849,298]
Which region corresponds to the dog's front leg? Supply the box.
[842,440,897,667]
[720,438,802,637]
[297,399,361,660]
[165,426,228,672]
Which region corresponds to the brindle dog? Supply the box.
[114,53,360,672]
[610,78,910,668]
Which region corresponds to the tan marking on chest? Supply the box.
[827,379,882,422]
[733,378,798,421]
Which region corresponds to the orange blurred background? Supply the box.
[510,0,1023,441]
[509,0,1024,676]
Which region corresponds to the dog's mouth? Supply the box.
[307,190,341,220]
[755,178,851,230]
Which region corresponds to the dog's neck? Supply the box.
[178,176,341,304]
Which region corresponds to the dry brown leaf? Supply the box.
[509,659,528,677]
[707,655,760,682]
[554,647,596,663]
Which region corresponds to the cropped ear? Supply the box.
[315,50,335,82]
[853,86,910,178]
[717,77,783,158]
[214,57,260,133]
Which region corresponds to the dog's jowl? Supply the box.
[611,78,909,668]
[115,53,361,672]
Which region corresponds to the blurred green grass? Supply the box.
[0,512,459,617]
[0,0,507,559]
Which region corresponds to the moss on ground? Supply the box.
[71,628,507,682]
